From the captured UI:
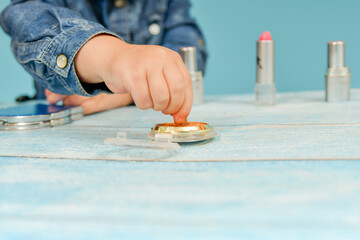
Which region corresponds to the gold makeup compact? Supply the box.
[148,122,217,143]
[105,122,217,150]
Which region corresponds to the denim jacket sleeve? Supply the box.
[0,0,118,96]
[162,0,207,73]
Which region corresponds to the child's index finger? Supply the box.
[172,114,188,125]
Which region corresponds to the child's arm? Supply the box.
[46,0,206,120]
[45,90,133,116]
[0,1,113,97]
[47,34,193,122]
[0,1,192,123]
[73,34,192,123]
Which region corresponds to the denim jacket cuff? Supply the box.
[40,25,120,96]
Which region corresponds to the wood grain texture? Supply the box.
[1,158,360,240]
[1,90,360,239]
[1,90,360,161]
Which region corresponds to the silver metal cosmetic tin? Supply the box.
[0,104,83,131]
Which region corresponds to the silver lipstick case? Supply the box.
[325,41,351,102]
[179,47,203,105]
[255,40,276,105]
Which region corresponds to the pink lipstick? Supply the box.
[255,31,276,105]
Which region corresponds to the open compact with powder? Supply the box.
[105,121,217,150]
[148,122,217,143]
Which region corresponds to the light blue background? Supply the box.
[1,0,359,102]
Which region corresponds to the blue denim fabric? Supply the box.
[0,0,207,98]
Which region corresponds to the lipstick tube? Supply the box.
[179,47,203,105]
[255,32,276,105]
[325,41,351,102]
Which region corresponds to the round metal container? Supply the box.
[148,122,217,143]
[0,103,83,131]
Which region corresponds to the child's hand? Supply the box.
[74,35,192,124]
[45,89,133,115]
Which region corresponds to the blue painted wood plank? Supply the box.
[1,158,360,240]
[2,89,360,161]
[2,90,360,239]
[70,90,360,128]
[1,123,360,161]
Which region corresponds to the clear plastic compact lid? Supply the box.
[104,132,181,151]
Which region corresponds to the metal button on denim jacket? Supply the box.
[0,0,207,98]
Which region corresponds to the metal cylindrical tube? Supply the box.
[256,41,274,85]
[325,41,351,102]
[179,46,197,73]
[255,39,276,105]
[179,47,203,105]
[328,41,345,68]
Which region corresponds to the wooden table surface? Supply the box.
[1,90,360,239]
